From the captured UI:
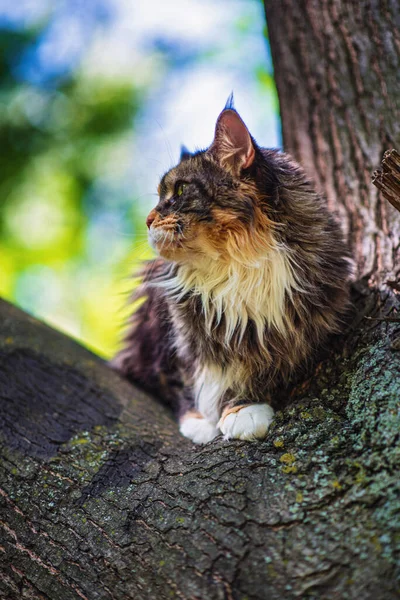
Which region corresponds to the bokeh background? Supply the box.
[0,0,280,358]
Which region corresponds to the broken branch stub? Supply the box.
[372,149,400,213]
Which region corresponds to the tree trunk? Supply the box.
[265,0,400,282]
[1,2,400,599]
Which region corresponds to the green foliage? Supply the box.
[0,1,279,358]
[0,20,149,357]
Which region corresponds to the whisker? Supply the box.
[153,118,174,166]
[132,239,152,252]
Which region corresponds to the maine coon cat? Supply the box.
[112,100,351,444]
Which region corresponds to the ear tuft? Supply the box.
[180,144,191,161]
[224,92,235,110]
[209,109,255,175]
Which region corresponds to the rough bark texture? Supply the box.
[1,293,400,600]
[266,0,400,282]
[1,1,400,599]
[372,149,400,212]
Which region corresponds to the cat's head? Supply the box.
[147,106,277,266]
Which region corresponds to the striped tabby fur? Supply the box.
[112,104,351,443]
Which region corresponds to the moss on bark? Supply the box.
[1,294,399,600]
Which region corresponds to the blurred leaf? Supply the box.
[0,0,280,359]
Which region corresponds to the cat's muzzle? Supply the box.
[148,223,182,253]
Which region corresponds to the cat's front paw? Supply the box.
[180,411,220,444]
[218,404,274,441]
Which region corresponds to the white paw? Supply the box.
[218,404,274,441]
[180,417,220,444]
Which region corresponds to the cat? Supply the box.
[112,98,351,444]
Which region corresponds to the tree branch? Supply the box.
[1,290,400,599]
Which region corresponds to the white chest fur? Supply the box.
[165,244,299,421]
[166,246,299,347]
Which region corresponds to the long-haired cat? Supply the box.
[112,100,351,443]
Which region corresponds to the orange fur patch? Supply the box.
[219,404,250,423]
[154,217,178,230]
[210,213,275,265]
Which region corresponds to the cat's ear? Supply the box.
[180,145,191,161]
[209,109,255,175]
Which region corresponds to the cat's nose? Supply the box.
[146,210,157,229]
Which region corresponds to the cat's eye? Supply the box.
[176,182,187,197]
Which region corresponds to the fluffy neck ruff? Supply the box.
[163,240,300,346]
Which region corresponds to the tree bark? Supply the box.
[1,2,400,599]
[266,0,400,282]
